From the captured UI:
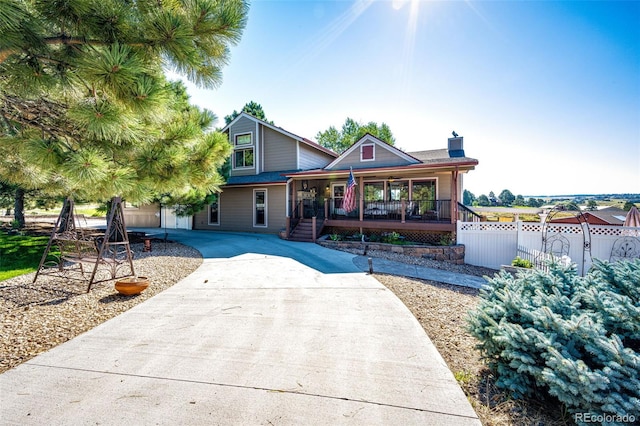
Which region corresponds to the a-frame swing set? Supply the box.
[33,197,135,292]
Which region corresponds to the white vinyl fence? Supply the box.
[457,221,639,274]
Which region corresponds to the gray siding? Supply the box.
[299,143,334,170]
[193,185,287,234]
[263,127,297,172]
[229,116,257,177]
[437,173,452,199]
[328,140,414,170]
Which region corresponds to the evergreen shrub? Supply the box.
[468,259,640,420]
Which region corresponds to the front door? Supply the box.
[331,183,345,216]
[254,189,267,227]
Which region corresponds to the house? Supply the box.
[191,113,479,243]
[549,206,628,226]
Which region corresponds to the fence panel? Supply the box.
[458,221,639,272]
[457,222,518,269]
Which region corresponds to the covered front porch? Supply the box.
[284,167,465,241]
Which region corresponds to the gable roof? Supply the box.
[222,112,337,158]
[325,133,420,170]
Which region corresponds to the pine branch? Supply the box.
[0,94,80,141]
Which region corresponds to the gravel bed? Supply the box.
[0,242,202,373]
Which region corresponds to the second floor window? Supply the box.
[233,133,254,168]
[234,148,254,168]
[235,133,252,145]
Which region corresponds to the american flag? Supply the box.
[343,168,357,213]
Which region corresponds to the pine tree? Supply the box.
[0,0,248,223]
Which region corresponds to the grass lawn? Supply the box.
[0,231,53,281]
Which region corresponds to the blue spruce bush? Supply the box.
[468,259,640,420]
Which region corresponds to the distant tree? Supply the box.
[316,118,395,153]
[224,101,273,125]
[527,197,544,208]
[513,194,526,206]
[557,201,580,211]
[463,190,476,206]
[477,194,490,207]
[623,201,637,211]
[499,189,516,206]
[586,200,598,211]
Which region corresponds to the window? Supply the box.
[387,181,409,201]
[235,133,252,145]
[254,189,267,227]
[232,133,254,169]
[361,144,375,161]
[208,194,220,225]
[234,148,254,168]
[412,180,437,213]
[363,181,384,201]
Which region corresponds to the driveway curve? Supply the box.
[0,230,480,425]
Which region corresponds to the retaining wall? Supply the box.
[317,240,465,265]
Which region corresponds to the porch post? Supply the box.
[358,175,364,222]
[324,198,328,222]
[290,181,296,218]
[451,169,459,224]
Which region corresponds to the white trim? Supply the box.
[360,143,375,162]
[232,146,255,170]
[234,132,252,146]
[253,188,268,228]
[286,179,292,216]
[231,131,255,171]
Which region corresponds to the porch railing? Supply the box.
[326,198,452,222]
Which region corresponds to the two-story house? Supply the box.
[191,112,480,244]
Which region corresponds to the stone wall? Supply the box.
[317,240,465,265]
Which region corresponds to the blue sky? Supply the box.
[173,0,640,197]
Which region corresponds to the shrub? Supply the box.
[468,259,640,420]
[511,256,533,268]
[381,231,402,244]
[438,233,454,246]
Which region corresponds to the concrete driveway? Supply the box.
[0,230,480,425]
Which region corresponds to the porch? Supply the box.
[286,198,456,242]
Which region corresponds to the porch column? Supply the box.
[358,175,364,222]
[451,169,459,224]
[324,198,328,222]
[290,180,296,219]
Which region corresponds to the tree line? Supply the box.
[463,189,546,208]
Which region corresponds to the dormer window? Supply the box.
[361,143,375,161]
